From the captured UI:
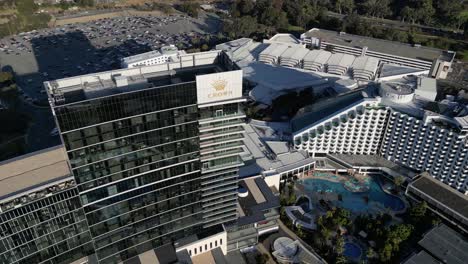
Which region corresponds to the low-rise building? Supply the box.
[121,45,186,68]
[301,28,455,79]
[0,146,96,264]
[406,173,468,232]
[225,177,280,252]
[403,224,468,264]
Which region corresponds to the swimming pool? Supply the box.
[299,177,405,212]
[344,242,362,259]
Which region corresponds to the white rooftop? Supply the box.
[352,56,380,73]
[123,50,163,64]
[239,124,313,177]
[303,49,332,64]
[327,53,355,68]
[281,46,310,61]
[269,33,301,45]
[260,43,290,58]
[122,45,183,65]
[242,62,328,91]
[265,141,290,156]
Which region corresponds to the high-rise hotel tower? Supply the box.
[45,51,246,263]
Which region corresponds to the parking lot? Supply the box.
[0,12,221,153]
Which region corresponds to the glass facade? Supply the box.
[0,180,94,264]
[52,83,205,263]
[43,58,248,263]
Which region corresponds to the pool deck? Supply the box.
[300,171,371,193]
[375,177,408,214]
[295,174,408,216]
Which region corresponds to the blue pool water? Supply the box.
[300,177,405,212]
[344,242,362,259]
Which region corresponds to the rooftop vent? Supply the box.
[112,75,128,87]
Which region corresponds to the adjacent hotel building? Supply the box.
[0,146,94,264]
[42,50,246,263]
[293,81,468,193]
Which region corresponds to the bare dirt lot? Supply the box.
[53,9,167,26]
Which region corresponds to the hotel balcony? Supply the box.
[199,109,246,124]
[200,134,244,148]
[200,127,244,140]
[199,119,245,132]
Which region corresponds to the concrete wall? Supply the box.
[175,231,227,257]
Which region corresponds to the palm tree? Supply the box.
[296,224,305,239]
[336,255,347,264]
[394,175,405,193]
[367,247,376,259]
[335,237,345,255]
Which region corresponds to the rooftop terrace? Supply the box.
[407,173,468,223]
[240,124,314,178]
[418,224,468,264]
[46,50,228,105]
[0,145,72,201]
[237,177,280,225]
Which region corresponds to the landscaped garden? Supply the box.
[279,174,442,263]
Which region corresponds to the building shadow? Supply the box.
[3,31,153,155]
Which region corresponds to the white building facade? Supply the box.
[381,111,468,191]
[294,98,389,156]
[121,45,186,68]
[293,90,468,193]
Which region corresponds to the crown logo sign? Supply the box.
[211,79,227,91]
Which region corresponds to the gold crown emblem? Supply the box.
[211,79,227,91]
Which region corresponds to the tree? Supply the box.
[223,16,258,39]
[400,6,416,24]
[410,201,427,220]
[296,224,305,239]
[379,242,393,262]
[280,195,288,207]
[331,208,351,227]
[234,0,254,15]
[320,226,332,241]
[283,0,318,28]
[0,72,13,83]
[343,13,372,36]
[179,2,200,18]
[393,30,409,43]
[288,192,297,205]
[417,0,435,25]
[361,0,392,18]
[436,0,463,28]
[336,255,347,264]
[387,224,413,246]
[335,237,345,255]
[335,0,355,15]
[366,247,376,259]
[455,11,468,31]
[394,175,405,189]
[258,4,284,28]
[16,0,38,16]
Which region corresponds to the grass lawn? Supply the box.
[287,25,304,32]
[459,50,468,62]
